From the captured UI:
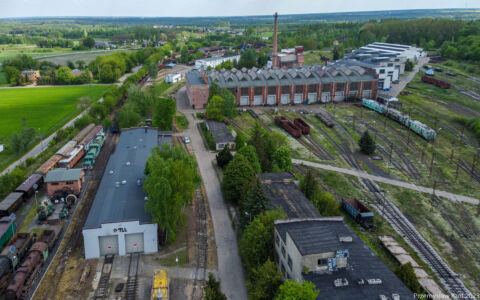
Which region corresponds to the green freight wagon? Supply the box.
[0,216,16,250]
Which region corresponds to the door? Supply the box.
[281,94,290,105]
[267,95,276,105]
[308,93,317,104]
[293,94,303,104]
[99,235,119,256]
[321,93,330,103]
[240,96,249,106]
[253,96,263,106]
[125,233,144,254]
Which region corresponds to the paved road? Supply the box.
[0,65,142,176]
[385,56,429,97]
[176,87,248,300]
[293,159,479,205]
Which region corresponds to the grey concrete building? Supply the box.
[274,218,414,300]
[205,120,235,151]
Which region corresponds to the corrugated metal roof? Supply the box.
[15,174,43,193]
[84,128,172,229]
[0,192,24,210]
[45,168,83,182]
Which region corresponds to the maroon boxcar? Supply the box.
[293,118,310,135]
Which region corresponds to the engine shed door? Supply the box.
[125,233,144,254]
[99,235,119,256]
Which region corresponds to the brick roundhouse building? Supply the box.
[186,65,378,108]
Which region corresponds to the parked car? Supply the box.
[184,137,190,144]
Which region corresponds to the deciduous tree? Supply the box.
[275,280,319,300]
[204,273,227,300]
[273,146,292,171]
[153,97,176,130]
[237,145,262,174]
[216,147,233,169]
[246,259,283,300]
[206,95,225,122]
[222,154,255,204]
[240,177,271,228]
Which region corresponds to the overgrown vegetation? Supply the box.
[143,144,200,243]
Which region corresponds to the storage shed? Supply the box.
[82,128,172,259]
[205,120,235,151]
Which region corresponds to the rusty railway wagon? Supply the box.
[316,110,335,128]
[421,76,451,89]
[293,118,310,135]
[0,233,35,294]
[5,226,62,300]
[275,116,302,138]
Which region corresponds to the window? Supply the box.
[318,258,328,266]
[228,88,236,95]
[281,85,290,94]
[322,84,331,92]
[288,255,293,270]
[275,234,280,246]
[255,87,262,95]
[379,69,385,74]
[241,88,249,95]
[364,82,372,90]
[308,84,317,93]
[268,86,276,95]
[387,63,393,67]
[350,82,358,90]
[335,83,344,91]
[66,181,74,185]
[295,85,304,93]
[51,182,59,186]
[281,246,286,258]
[281,263,286,276]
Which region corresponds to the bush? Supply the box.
[199,122,216,150]
[204,273,227,300]
[395,263,423,294]
[359,130,376,155]
[74,114,96,129]
[25,157,36,167]
[216,147,233,168]
[196,112,205,119]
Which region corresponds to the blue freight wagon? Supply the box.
[342,198,374,229]
[0,216,16,250]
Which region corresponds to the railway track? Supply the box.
[247,109,272,133]
[191,187,209,299]
[458,160,480,183]
[94,255,115,300]
[30,132,118,300]
[307,116,473,298]
[125,252,140,300]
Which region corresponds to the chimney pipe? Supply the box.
[272,12,278,68]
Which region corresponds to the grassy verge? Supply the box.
[155,248,188,267]
[174,112,189,130]
[198,122,216,151]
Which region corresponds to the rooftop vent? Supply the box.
[144,196,148,201]
[379,296,388,300]
[339,236,353,242]
[392,294,400,300]
[115,182,120,188]
[126,161,131,166]
[367,278,382,285]
[333,278,349,287]
[121,180,127,185]
[357,279,364,285]
[109,170,114,175]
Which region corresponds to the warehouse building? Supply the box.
[195,54,241,70]
[274,218,414,299]
[82,128,172,259]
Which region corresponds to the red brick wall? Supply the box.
[46,176,85,197]
[186,81,209,109]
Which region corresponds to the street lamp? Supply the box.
[34,190,39,209]
[471,147,480,182]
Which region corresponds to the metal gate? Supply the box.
[253,96,263,106]
[99,235,119,256]
[125,233,144,254]
[293,94,303,104]
[240,96,249,106]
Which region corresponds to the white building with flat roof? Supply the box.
[195,54,240,69]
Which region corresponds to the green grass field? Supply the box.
[0,44,72,63]
[0,85,112,140]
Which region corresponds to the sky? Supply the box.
[0,0,477,18]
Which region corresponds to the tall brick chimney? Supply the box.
[272,12,279,68]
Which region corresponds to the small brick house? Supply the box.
[45,168,85,197]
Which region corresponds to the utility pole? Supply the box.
[431,180,437,203]
[406,107,412,146]
[471,147,480,181]
[455,159,460,182]
[389,143,393,162]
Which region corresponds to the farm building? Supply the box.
[259,172,320,219]
[82,128,172,259]
[186,64,378,108]
[274,218,414,299]
[0,192,24,217]
[205,120,235,151]
[15,174,43,199]
[45,168,85,197]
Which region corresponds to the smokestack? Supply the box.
[272,12,278,68]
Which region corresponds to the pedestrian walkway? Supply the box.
[293,159,479,205]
